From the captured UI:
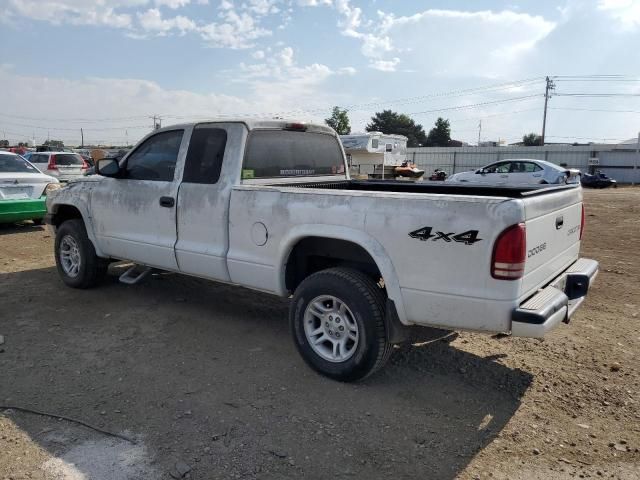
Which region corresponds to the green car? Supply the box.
[0,152,61,224]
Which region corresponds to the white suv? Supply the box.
[28,151,88,182]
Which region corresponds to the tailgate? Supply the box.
[521,187,583,298]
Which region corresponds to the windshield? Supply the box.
[0,155,39,173]
[55,153,84,166]
[243,130,345,179]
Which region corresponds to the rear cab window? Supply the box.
[242,130,345,179]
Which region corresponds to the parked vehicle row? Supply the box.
[45,119,598,381]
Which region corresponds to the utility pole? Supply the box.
[541,76,555,145]
[151,115,162,130]
[478,120,482,146]
[81,128,84,148]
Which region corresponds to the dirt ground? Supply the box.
[1,188,638,480]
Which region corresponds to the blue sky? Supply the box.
[0,0,639,146]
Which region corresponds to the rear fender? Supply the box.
[277,224,409,325]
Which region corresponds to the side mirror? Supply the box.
[96,158,120,177]
[476,169,485,174]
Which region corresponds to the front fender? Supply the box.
[276,224,409,325]
[47,184,106,258]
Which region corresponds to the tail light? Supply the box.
[492,223,526,280]
[47,154,58,171]
[81,159,89,171]
[579,204,585,240]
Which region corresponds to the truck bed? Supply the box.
[275,179,579,198]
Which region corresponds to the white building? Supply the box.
[340,132,408,176]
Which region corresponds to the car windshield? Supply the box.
[0,155,39,173]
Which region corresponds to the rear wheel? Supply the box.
[290,267,392,382]
[55,219,108,288]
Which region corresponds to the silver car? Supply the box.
[448,159,581,185]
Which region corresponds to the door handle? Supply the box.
[500,174,509,178]
[159,196,175,208]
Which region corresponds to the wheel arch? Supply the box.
[49,202,106,258]
[277,225,408,325]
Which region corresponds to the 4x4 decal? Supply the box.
[409,227,482,245]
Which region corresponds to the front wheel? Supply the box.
[290,267,392,382]
[54,219,108,289]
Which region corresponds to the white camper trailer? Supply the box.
[340,132,408,177]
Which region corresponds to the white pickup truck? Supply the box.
[46,120,598,381]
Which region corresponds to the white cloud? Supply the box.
[199,8,272,48]
[154,0,191,9]
[296,0,332,6]
[0,64,341,144]
[369,58,399,72]
[5,0,138,28]
[334,0,362,33]
[338,66,357,75]
[344,8,556,76]
[252,50,266,59]
[246,0,280,16]
[598,0,640,29]
[278,47,294,66]
[138,8,196,34]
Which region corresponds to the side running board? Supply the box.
[119,265,152,285]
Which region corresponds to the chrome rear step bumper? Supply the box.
[511,258,599,338]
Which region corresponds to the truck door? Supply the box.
[174,123,245,282]
[91,129,185,270]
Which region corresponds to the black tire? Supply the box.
[290,267,392,382]
[54,219,108,289]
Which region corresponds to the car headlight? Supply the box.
[44,183,62,196]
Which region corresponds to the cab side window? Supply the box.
[485,162,510,174]
[125,130,184,182]
[183,127,227,184]
[511,162,542,173]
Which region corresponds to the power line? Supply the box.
[549,107,640,114]
[407,94,542,116]
[554,93,640,97]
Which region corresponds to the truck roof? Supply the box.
[154,119,336,135]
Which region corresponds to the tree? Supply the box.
[426,117,451,147]
[365,110,427,147]
[325,106,351,135]
[522,133,542,146]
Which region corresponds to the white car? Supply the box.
[28,151,89,182]
[448,159,580,185]
[0,151,60,224]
